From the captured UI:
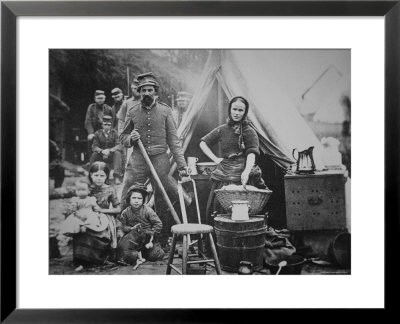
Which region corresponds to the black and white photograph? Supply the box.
[2,0,396,316]
[49,49,351,276]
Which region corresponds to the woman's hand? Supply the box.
[145,242,153,249]
[200,141,222,165]
[241,170,250,187]
[80,225,87,233]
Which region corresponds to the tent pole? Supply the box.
[126,66,130,97]
[217,80,224,157]
[216,49,224,157]
[169,110,203,176]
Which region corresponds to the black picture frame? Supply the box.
[1,0,399,322]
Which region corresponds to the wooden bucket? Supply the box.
[214,215,266,272]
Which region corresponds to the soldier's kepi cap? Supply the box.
[111,87,123,95]
[137,72,159,90]
[102,115,113,124]
[95,90,105,97]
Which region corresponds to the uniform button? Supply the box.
[148,129,151,132]
[147,135,150,138]
[147,123,150,126]
[147,118,150,120]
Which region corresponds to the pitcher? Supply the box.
[292,146,316,174]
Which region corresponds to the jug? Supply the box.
[321,137,342,169]
[292,146,316,174]
[187,157,198,175]
[230,200,250,221]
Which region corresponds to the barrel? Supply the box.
[214,215,267,272]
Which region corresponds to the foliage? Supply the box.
[49,49,208,136]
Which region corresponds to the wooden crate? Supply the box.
[284,171,347,230]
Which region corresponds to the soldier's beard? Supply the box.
[142,95,154,106]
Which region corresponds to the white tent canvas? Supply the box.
[175,49,350,170]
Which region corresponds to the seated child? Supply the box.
[116,183,165,264]
[57,180,101,246]
[90,115,123,184]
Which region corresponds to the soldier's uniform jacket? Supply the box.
[120,100,186,169]
[84,103,113,135]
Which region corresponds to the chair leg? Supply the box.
[197,234,204,256]
[166,234,178,275]
[182,234,188,275]
[208,233,222,274]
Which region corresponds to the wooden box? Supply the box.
[284,171,347,230]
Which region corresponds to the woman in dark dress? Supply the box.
[73,162,121,269]
[199,96,261,224]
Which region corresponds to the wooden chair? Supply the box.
[166,224,221,275]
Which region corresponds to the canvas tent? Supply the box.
[298,65,350,123]
[170,49,341,173]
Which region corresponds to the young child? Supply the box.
[57,180,101,246]
[116,183,165,265]
[72,162,120,271]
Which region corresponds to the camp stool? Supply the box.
[166,224,222,275]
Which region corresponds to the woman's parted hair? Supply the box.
[88,161,110,183]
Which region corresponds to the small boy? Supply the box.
[116,183,165,264]
[57,180,100,246]
[90,115,124,184]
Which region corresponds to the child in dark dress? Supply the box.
[72,162,120,271]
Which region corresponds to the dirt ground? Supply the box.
[49,253,350,275]
[49,175,350,276]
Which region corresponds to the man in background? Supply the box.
[117,79,140,135]
[111,87,127,181]
[111,87,125,131]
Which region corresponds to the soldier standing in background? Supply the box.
[117,79,140,136]
[111,87,126,181]
[111,87,125,131]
